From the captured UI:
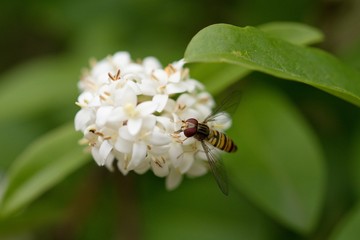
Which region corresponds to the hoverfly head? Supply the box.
[183,118,198,137]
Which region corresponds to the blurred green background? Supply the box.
[1,0,360,239]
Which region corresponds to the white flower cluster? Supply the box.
[74,51,228,190]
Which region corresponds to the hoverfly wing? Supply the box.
[201,141,229,195]
[204,91,242,123]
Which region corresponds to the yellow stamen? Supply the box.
[108,69,121,81]
[165,64,176,75]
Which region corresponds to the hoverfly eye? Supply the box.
[186,118,198,125]
[184,127,197,137]
[183,118,198,137]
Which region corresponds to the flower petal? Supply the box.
[114,136,132,153]
[96,106,113,127]
[152,69,168,85]
[168,143,184,167]
[128,141,147,170]
[186,160,208,177]
[137,101,158,116]
[143,57,162,73]
[128,117,143,135]
[172,59,185,69]
[115,86,137,106]
[91,147,102,166]
[99,140,113,166]
[169,71,181,83]
[149,130,171,145]
[150,145,171,155]
[118,126,135,141]
[166,168,183,190]
[134,159,150,174]
[156,116,173,132]
[107,107,128,123]
[115,152,130,175]
[178,152,194,174]
[76,91,94,106]
[153,94,168,112]
[139,79,157,96]
[151,159,169,177]
[177,93,196,107]
[74,109,94,131]
[166,83,187,94]
[112,51,131,67]
[142,115,156,130]
[126,80,142,95]
[104,155,116,171]
[92,60,112,82]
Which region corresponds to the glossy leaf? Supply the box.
[185,24,360,107]
[189,22,324,95]
[226,84,326,233]
[189,63,250,95]
[258,22,324,45]
[0,123,90,218]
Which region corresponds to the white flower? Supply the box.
[74,51,232,191]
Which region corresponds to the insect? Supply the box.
[175,92,240,195]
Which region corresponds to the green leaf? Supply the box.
[184,24,360,107]
[226,84,326,233]
[189,63,251,95]
[140,174,279,240]
[0,56,81,121]
[189,22,324,95]
[0,200,63,236]
[258,22,324,45]
[330,203,360,240]
[0,123,90,218]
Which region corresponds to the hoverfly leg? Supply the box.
[171,128,189,144]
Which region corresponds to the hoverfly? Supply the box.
[175,92,240,195]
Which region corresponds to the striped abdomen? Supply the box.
[206,129,237,153]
